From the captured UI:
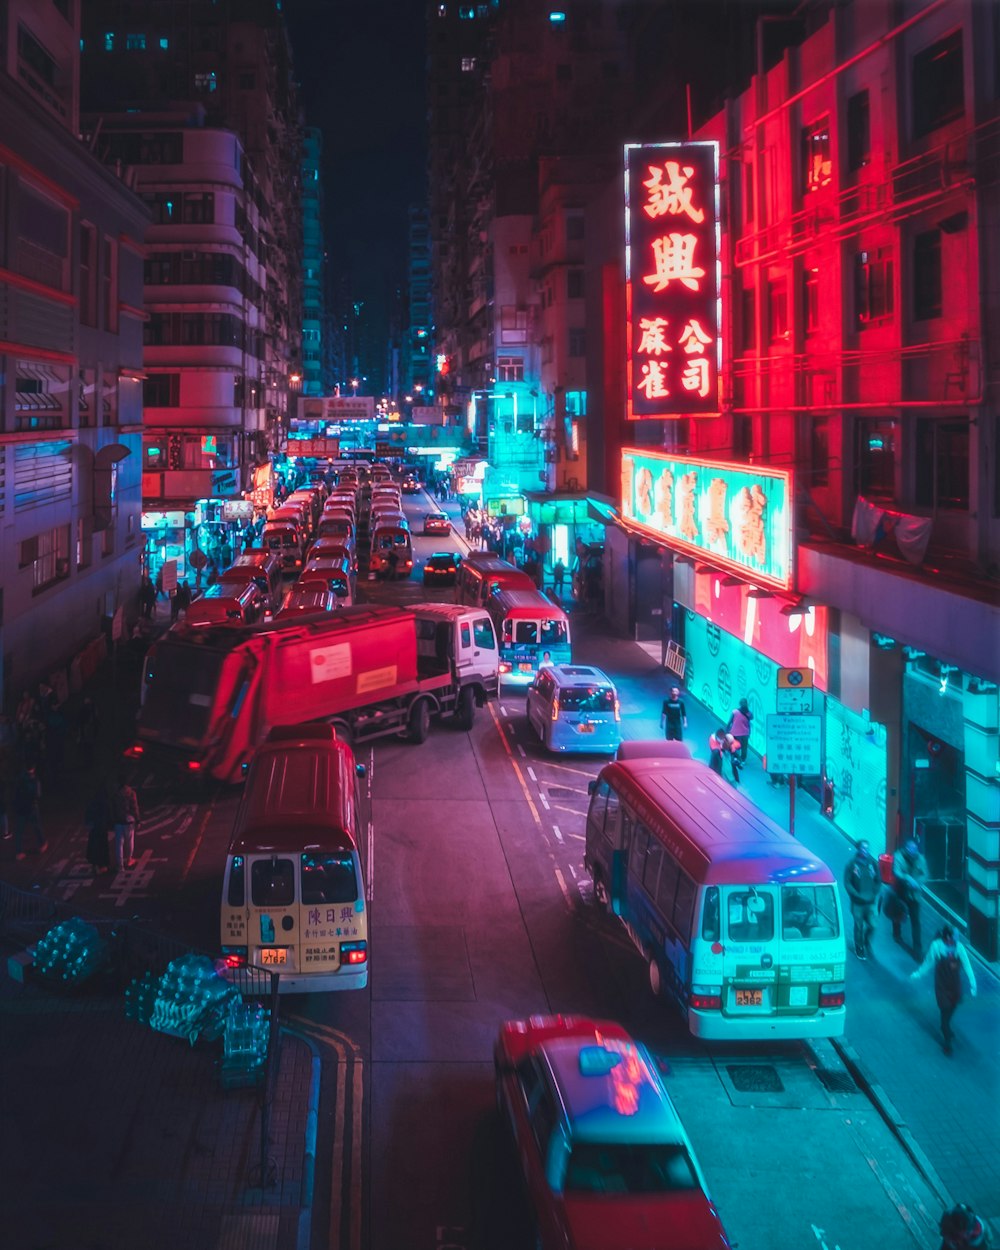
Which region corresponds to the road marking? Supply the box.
[551,803,586,820]
[553,867,572,908]
[516,744,526,758]
[538,792,550,811]
[499,703,509,716]
[489,703,542,827]
[552,824,563,843]
[544,761,599,780]
[559,827,586,842]
[527,767,537,782]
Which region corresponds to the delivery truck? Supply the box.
[131,602,499,782]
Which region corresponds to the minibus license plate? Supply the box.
[736,988,763,1006]
[258,948,287,967]
[518,663,533,673]
[577,723,594,733]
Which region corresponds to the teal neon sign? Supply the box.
[620,447,793,590]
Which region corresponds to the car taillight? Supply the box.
[819,984,845,1008]
[341,941,367,965]
[551,698,560,721]
[614,698,621,722]
[499,661,511,674]
[124,743,144,758]
[221,947,247,968]
[186,760,201,772]
[690,986,722,1011]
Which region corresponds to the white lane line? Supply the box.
[552,803,587,819]
[538,792,550,811]
[500,703,509,716]
[527,767,538,782]
[560,828,586,842]
[552,824,564,843]
[517,744,526,758]
[544,761,600,779]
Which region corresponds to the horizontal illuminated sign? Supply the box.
[624,141,721,420]
[621,448,793,590]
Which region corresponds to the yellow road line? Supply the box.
[489,702,542,827]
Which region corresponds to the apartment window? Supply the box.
[194,71,218,93]
[79,222,97,326]
[14,362,66,431]
[802,118,832,193]
[102,372,117,427]
[855,249,894,325]
[566,213,584,241]
[125,33,146,50]
[567,269,584,299]
[500,305,528,344]
[15,184,69,289]
[104,32,114,52]
[912,31,964,137]
[846,90,870,171]
[855,417,898,502]
[17,24,56,86]
[76,517,92,570]
[744,161,754,225]
[461,57,476,72]
[913,230,942,320]
[497,356,523,382]
[767,280,788,341]
[916,419,969,510]
[20,525,71,592]
[78,369,95,428]
[569,328,586,357]
[802,269,819,335]
[102,236,118,332]
[143,373,180,407]
[182,193,214,224]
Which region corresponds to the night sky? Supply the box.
[284,0,428,389]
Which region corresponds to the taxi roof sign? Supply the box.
[777,666,814,689]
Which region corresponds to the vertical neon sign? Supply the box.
[624,141,722,419]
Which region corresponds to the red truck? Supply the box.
[131,603,499,782]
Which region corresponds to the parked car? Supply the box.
[423,511,451,536]
[494,1014,732,1250]
[422,551,462,587]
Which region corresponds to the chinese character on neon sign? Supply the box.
[625,142,722,419]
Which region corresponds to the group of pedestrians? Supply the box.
[83,773,141,875]
[660,687,753,788]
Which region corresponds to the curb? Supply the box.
[829,1036,954,1211]
[285,1025,322,1250]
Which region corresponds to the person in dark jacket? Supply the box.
[844,838,881,959]
[728,699,753,763]
[891,839,928,961]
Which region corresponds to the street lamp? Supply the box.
[351,378,359,395]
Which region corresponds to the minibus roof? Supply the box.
[601,757,835,885]
[489,587,564,614]
[228,728,359,853]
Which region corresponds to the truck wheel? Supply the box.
[648,953,665,999]
[592,873,612,917]
[456,685,476,731]
[408,699,431,743]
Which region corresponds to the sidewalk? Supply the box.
[0,636,318,1250]
[570,613,1000,1231]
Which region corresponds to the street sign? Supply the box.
[765,713,823,776]
[777,666,814,689]
[776,685,814,714]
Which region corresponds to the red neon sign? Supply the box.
[624,142,721,420]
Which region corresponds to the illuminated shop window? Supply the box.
[802,118,831,194]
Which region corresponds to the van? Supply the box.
[485,586,572,683]
[308,535,356,566]
[262,521,304,572]
[455,554,535,607]
[526,664,621,754]
[274,585,339,618]
[299,556,354,605]
[220,722,369,992]
[271,501,311,541]
[218,549,282,608]
[183,580,264,627]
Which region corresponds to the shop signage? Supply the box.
[211,469,239,496]
[765,713,823,776]
[622,448,793,590]
[221,500,254,523]
[624,140,721,419]
[291,438,341,458]
[411,405,440,424]
[486,497,525,517]
[142,510,186,530]
[322,396,375,422]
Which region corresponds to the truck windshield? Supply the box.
[140,642,227,742]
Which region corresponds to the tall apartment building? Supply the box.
[301,126,325,397]
[405,205,432,403]
[79,0,302,578]
[603,0,1000,958]
[0,0,148,697]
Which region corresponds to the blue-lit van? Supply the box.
[526,664,621,754]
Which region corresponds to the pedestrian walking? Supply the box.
[140,575,157,619]
[843,838,881,959]
[552,558,566,598]
[728,699,753,763]
[889,838,928,960]
[910,925,977,1056]
[660,686,688,741]
[938,1203,992,1249]
[84,781,112,874]
[11,763,46,860]
[176,579,192,618]
[111,772,140,871]
[708,726,728,775]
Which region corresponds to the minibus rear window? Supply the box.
[301,853,358,905]
[725,887,775,942]
[781,884,840,940]
[227,854,245,907]
[540,618,567,645]
[559,686,615,713]
[251,857,295,907]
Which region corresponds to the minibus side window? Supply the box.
[673,872,696,939]
[251,857,295,907]
[701,886,721,941]
[629,823,650,880]
[643,839,663,896]
[301,853,359,905]
[656,855,679,917]
[603,785,621,848]
[227,855,245,907]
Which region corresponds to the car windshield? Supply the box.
[559,686,615,713]
[564,1142,698,1195]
